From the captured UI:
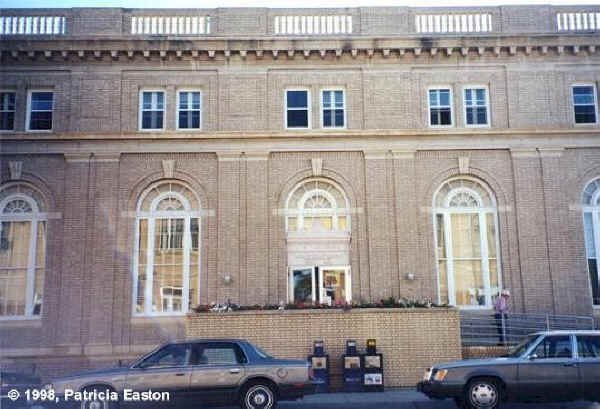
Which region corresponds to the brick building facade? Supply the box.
[1,6,600,373]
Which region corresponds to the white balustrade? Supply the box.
[557,12,600,31]
[273,15,352,35]
[131,16,211,35]
[415,13,492,34]
[0,16,66,35]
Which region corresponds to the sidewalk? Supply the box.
[299,389,430,404]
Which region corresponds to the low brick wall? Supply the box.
[186,308,460,388]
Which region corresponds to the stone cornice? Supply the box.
[2,35,599,63]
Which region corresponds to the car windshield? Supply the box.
[507,335,540,358]
[252,344,274,359]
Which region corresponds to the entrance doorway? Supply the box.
[288,266,351,305]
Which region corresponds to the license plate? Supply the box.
[423,368,432,381]
[364,373,383,385]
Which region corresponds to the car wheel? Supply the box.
[80,385,118,409]
[464,378,500,409]
[240,382,278,409]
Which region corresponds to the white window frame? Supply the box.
[176,89,202,131]
[432,177,502,309]
[320,88,346,129]
[428,86,454,128]
[285,88,311,130]
[582,178,600,308]
[288,266,317,303]
[319,265,352,305]
[132,187,202,317]
[0,90,16,132]
[284,178,351,233]
[572,83,599,126]
[463,85,490,128]
[0,193,47,320]
[138,89,166,131]
[26,89,54,132]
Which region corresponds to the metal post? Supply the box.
[546,314,550,331]
[501,314,507,345]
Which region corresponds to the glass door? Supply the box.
[288,266,316,304]
[319,266,351,305]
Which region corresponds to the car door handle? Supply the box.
[174,373,186,376]
[229,368,241,374]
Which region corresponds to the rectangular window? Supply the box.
[177,91,201,130]
[429,88,452,126]
[0,92,16,131]
[322,90,345,128]
[27,91,53,131]
[464,87,489,126]
[140,90,165,130]
[573,85,598,124]
[286,90,309,129]
[577,335,600,358]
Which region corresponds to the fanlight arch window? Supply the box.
[133,181,201,316]
[433,177,502,308]
[0,183,47,317]
[583,178,600,306]
[285,178,350,233]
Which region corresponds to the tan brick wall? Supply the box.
[186,308,461,388]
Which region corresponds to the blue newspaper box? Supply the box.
[308,340,330,393]
[362,338,384,391]
[342,340,363,392]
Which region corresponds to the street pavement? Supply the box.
[268,389,600,409]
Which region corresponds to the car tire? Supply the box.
[463,378,501,409]
[240,381,278,409]
[80,385,118,409]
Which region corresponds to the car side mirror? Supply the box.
[528,353,539,360]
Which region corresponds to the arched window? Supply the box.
[285,178,351,305]
[285,178,350,233]
[433,177,502,307]
[583,178,600,306]
[0,183,47,317]
[133,181,201,315]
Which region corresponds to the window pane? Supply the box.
[334,109,344,127]
[189,218,199,310]
[532,336,572,359]
[429,90,437,106]
[584,213,596,258]
[287,90,307,108]
[451,213,481,258]
[322,91,331,108]
[178,111,189,128]
[454,260,485,306]
[323,110,332,127]
[29,111,52,130]
[0,112,14,130]
[153,219,184,313]
[0,221,31,316]
[578,336,600,358]
[436,214,446,259]
[1,92,15,110]
[476,107,488,124]
[143,344,190,368]
[439,90,450,106]
[293,268,313,303]
[575,105,596,124]
[179,92,188,109]
[156,92,164,109]
[476,89,486,104]
[143,92,152,108]
[31,92,53,111]
[142,111,163,129]
[33,221,46,315]
[334,90,344,107]
[465,89,473,104]
[191,92,201,109]
[287,109,308,128]
[573,86,594,102]
[136,219,148,313]
[589,258,599,305]
[321,268,347,305]
[486,214,497,258]
[438,260,449,304]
